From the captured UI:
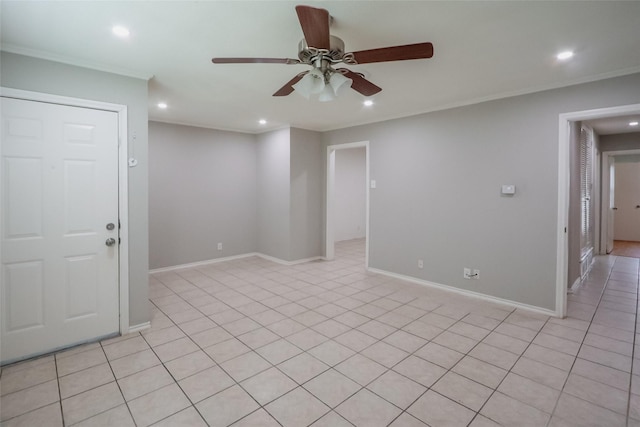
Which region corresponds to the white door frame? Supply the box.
[601,149,640,253]
[326,141,370,267]
[1,87,130,334]
[557,103,640,317]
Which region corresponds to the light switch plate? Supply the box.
[501,184,516,195]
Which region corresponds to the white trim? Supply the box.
[557,103,640,318]
[593,136,601,257]
[149,253,259,273]
[0,87,131,335]
[600,153,613,254]
[149,253,324,274]
[326,141,370,268]
[568,277,583,294]
[600,149,640,254]
[557,118,571,318]
[128,322,151,334]
[256,254,324,266]
[368,267,557,318]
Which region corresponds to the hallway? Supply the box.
[611,240,640,259]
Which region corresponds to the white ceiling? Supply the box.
[2,1,640,134]
[584,114,640,135]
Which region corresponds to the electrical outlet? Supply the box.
[418,259,424,269]
[464,268,472,279]
[473,269,480,279]
[217,242,222,251]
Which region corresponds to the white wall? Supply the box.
[614,156,640,241]
[1,52,150,326]
[149,122,257,269]
[335,147,366,241]
[324,72,640,311]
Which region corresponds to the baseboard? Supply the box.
[255,253,324,266]
[567,276,583,294]
[150,252,324,274]
[127,321,151,334]
[367,267,557,318]
[149,253,259,273]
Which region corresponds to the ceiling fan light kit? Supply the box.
[292,61,354,101]
[211,5,434,102]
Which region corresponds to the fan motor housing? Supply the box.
[298,35,345,63]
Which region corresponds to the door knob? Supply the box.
[105,238,117,247]
[613,207,618,210]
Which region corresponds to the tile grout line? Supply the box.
[53,351,65,426]
[98,341,139,427]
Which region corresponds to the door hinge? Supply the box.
[119,237,121,245]
[564,227,567,233]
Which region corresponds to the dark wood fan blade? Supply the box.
[212,57,299,64]
[351,42,434,64]
[339,69,382,96]
[273,73,306,96]
[295,5,330,50]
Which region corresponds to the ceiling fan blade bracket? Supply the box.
[342,52,357,65]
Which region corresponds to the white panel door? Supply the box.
[614,161,640,242]
[1,97,120,363]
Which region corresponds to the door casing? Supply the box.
[325,141,370,267]
[0,87,130,340]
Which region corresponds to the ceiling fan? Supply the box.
[212,5,434,101]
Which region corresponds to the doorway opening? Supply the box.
[558,103,640,317]
[326,141,370,268]
[601,150,640,258]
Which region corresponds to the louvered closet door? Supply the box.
[1,97,120,364]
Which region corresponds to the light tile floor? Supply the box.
[1,239,639,426]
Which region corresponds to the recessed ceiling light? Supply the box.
[630,121,639,127]
[556,50,574,60]
[112,25,130,38]
[157,102,168,109]
[258,119,267,125]
[363,100,374,107]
